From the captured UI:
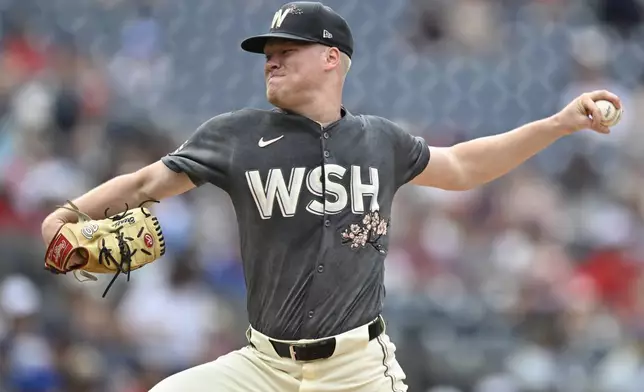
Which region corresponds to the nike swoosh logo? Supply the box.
[258,135,284,147]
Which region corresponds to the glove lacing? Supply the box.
[97,226,134,298]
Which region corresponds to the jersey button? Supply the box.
[323,150,330,158]
[323,132,329,139]
[308,310,315,318]
[317,265,324,273]
[324,220,331,227]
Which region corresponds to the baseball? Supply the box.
[595,99,622,127]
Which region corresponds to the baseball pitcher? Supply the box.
[41,2,622,391]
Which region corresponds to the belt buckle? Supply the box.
[289,345,298,360]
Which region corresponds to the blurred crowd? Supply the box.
[0,0,643,391]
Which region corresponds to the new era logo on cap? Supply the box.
[241,1,354,59]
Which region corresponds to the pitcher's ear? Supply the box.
[323,47,341,71]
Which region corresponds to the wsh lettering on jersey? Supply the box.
[245,165,380,219]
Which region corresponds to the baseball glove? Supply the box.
[44,200,166,297]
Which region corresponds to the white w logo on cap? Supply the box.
[271,8,292,29]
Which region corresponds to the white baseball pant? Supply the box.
[150,316,407,391]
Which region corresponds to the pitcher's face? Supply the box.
[264,39,327,108]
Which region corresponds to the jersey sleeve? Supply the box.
[161,112,236,190]
[389,121,430,187]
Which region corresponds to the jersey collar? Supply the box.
[273,106,351,124]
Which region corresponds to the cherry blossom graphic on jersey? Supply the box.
[340,209,389,254]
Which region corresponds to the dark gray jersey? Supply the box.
[161,107,430,340]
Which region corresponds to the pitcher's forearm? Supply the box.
[46,173,151,224]
[451,117,564,187]
[42,160,194,249]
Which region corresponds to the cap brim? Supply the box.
[241,32,318,54]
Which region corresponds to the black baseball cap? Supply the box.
[241,1,354,58]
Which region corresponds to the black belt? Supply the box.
[268,317,384,361]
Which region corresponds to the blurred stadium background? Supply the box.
[0,0,644,391]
